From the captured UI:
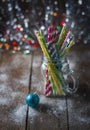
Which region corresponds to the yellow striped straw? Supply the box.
[58,26,68,48]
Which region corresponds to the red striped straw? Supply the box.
[48,25,57,43]
[47,25,58,60]
[44,68,52,96]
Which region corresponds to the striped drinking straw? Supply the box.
[47,25,57,61]
[58,26,68,49]
[35,31,65,95]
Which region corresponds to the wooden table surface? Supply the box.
[0,44,90,130]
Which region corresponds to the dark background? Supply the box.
[0,0,90,45]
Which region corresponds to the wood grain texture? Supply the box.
[67,45,90,130]
[0,45,90,130]
[0,51,31,130]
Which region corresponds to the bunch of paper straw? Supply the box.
[35,25,75,96]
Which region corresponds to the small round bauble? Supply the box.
[26,93,39,108]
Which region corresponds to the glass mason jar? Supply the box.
[41,56,78,97]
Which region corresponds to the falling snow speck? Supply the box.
[78,0,82,5]
[54,1,58,5]
[82,12,85,15]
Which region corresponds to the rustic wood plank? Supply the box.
[67,45,90,130]
[0,51,32,130]
[67,96,90,130]
[27,49,68,130]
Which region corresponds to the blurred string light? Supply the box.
[0,0,65,52]
[0,0,39,52]
[65,0,90,44]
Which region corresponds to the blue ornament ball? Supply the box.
[26,93,40,108]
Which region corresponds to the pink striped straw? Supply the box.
[60,30,71,51]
